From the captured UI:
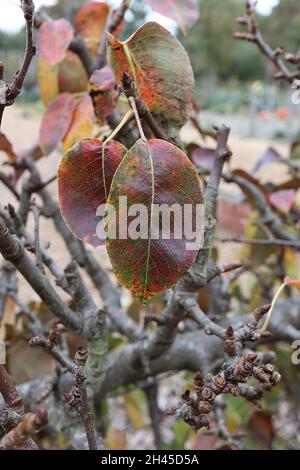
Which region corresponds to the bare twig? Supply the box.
[0,217,83,334]
[180,297,226,339]
[144,380,163,449]
[0,172,20,200]
[217,236,300,248]
[205,125,232,214]
[0,1,36,129]
[207,262,244,283]
[29,320,74,373]
[31,201,45,274]
[64,348,99,450]
[1,407,48,450]
[234,1,299,84]
[0,364,25,430]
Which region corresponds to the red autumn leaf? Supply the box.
[147,0,199,34]
[107,22,194,135]
[58,138,127,247]
[75,2,109,39]
[88,66,118,126]
[0,132,17,161]
[249,411,274,449]
[106,138,204,303]
[284,276,300,290]
[39,93,76,155]
[63,94,95,152]
[38,19,74,65]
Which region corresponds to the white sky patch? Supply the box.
[253,0,280,16]
[0,0,56,33]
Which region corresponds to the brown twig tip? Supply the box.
[253,303,271,323]
[193,371,204,390]
[120,70,168,141]
[74,347,88,367]
[64,388,82,410]
[65,347,98,450]
[21,0,35,19]
[224,325,237,356]
[46,319,59,349]
[121,71,133,91]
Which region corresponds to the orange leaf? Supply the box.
[62,94,95,152]
[75,2,109,40]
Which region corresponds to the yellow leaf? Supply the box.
[63,94,95,152]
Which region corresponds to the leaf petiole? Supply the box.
[129,96,147,141]
[102,108,133,199]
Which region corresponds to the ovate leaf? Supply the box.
[38,19,74,65]
[88,66,118,126]
[147,0,199,35]
[38,57,60,106]
[58,51,89,94]
[63,94,95,152]
[106,138,204,303]
[75,2,109,39]
[107,22,194,136]
[58,138,126,247]
[39,93,76,155]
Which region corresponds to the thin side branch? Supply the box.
[0,1,36,129]
[234,1,299,83]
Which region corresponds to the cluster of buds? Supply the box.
[176,372,227,431]
[29,319,63,350]
[64,348,88,411]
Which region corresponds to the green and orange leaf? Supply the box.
[38,19,74,65]
[58,138,127,247]
[146,0,199,35]
[106,138,204,303]
[107,22,194,136]
[39,93,76,155]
